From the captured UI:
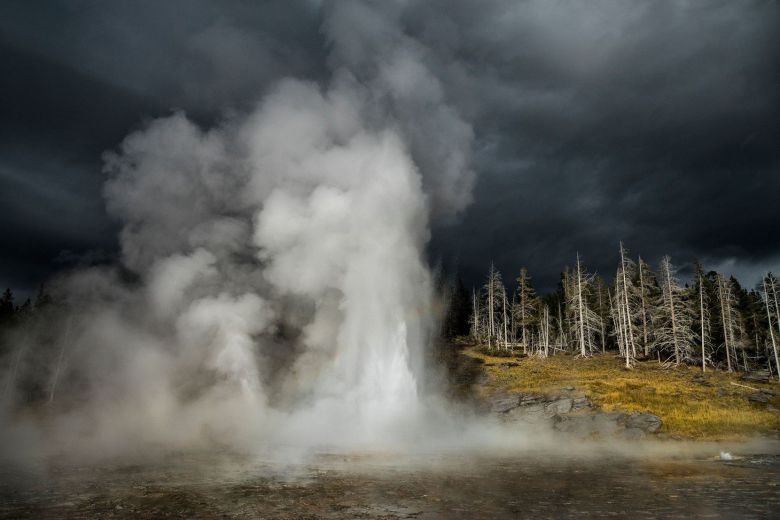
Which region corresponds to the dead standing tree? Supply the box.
[615,242,639,364]
[717,274,741,372]
[763,274,780,381]
[514,267,537,354]
[697,274,712,372]
[654,256,695,366]
[568,253,602,357]
[482,263,509,350]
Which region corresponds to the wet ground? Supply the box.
[2,445,779,519]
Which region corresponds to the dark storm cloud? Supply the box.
[0,0,325,296]
[1,0,778,296]
[419,0,780,291]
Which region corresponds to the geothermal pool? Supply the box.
[2,444,778,519]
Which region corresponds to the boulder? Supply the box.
[519,394,546,406]
[571,396,591,410]
[748,392,770,404]
[551,411,662,439]
[488,392,592,421]
[505,403,549,423]
[622,412,662,434]
[545,397,573,415]
[741,371,771,384]
[488,394,521,413]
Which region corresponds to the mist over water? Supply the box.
[1,1,478,459]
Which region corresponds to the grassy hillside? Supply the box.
[466,347,780,440]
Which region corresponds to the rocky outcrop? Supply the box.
[486,392,590,425]
[485,391,662,439]
[553,412,662,439]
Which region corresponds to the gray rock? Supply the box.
[741,371,770,384]
[748,392,770,404]
[488,394,521,413]
[545,397,573,415]
[551,410,663,439]
[519,394,546,406]
[505,403,549,423]
[552,414,594,435]
[571,396,591,410]
[621,427,647,440]
[592,413,624,436]
[622,412,662,434]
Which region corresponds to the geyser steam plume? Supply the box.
[1,1,475,453]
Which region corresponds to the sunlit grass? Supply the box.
[467,348,780,440]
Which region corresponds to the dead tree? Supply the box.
[697,274,712,372]
[615,242,638,360]
[482,263,508,350]
[514,267,537,354]
[654,256,695,366]
[637,256,655,355]
[594,276,610,353]
[568,253,602,357]
[716,274,741,372]
[539,304,551,358]
[763,275,780,381]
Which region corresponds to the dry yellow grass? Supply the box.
[467,348,780,440]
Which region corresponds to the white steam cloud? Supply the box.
[1,1,475,456]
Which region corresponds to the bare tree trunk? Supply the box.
[557,302,565,354]
[543,306,550,358]
[489,275,494,341]
[699,276,706,372]
[771,280,780,339]
[598,287,606,353]
[609,288,625,356]
[638,257,649,355]
[764,279,780,382]
[619,243,637,358]
[717,278,732,372]
[576,254,587,357]
[665,264,680,365]
[472,288,479,340]
[502,288,508,350]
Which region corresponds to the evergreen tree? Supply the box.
[0,288,15,331]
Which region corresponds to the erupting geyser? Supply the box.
[1,1,474,455]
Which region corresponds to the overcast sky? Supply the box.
[1,0,778,297]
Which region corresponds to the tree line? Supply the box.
[444,244,780,378]
[0,285,60,403]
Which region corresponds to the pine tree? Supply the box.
[0,288,14,326]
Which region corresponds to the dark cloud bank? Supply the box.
[1,0,778,296]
